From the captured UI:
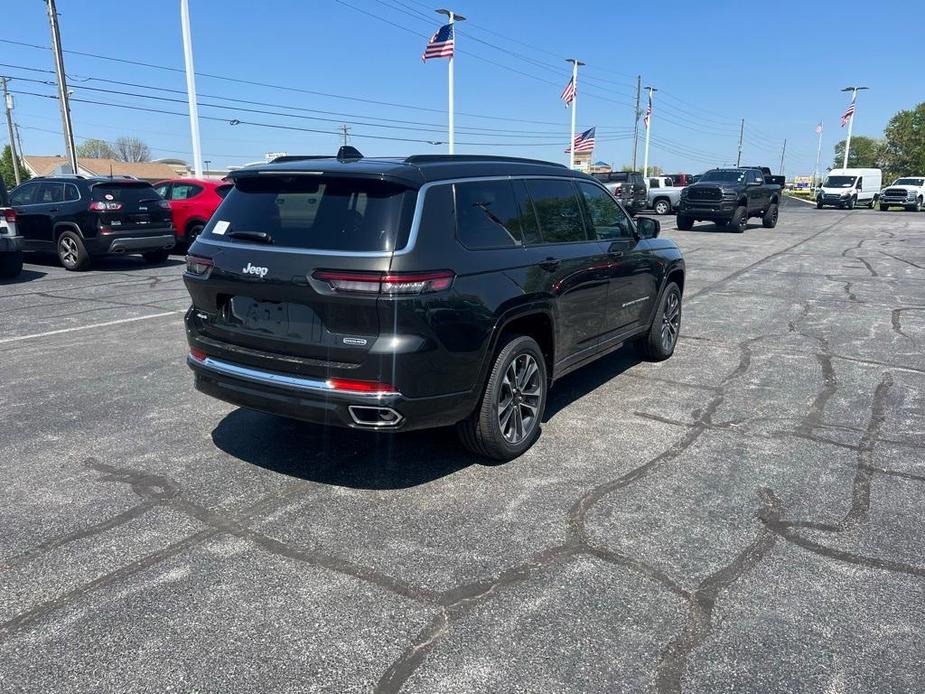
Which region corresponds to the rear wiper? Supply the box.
[228,230,273,244]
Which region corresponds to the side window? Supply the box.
[649,178,660,189]
[512,180,541,245]
[454,179,524,249]
[10,183,38,206]
[154,183,171,198]
[171,184,203,200]
[64,184,80,201]
[856,177,863,189]
[524,179,587,244]
[39,182,65,203]
[576,182,633,240]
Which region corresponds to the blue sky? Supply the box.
[2,0,920,178]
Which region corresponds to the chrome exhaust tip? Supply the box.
[348,405,403,428]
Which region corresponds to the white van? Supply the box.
[817,168,882,209]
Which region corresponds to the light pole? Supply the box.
[642,86,657,178]
[813,121,824,189]
[180,0,203,178]
[841,86,868,169]
[436,9,464,154]
[565,59,584,169]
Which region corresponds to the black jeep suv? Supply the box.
[676,167,782,232]
[9,176,175,270]
[184,150,685,460]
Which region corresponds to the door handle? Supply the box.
[48,207,60,212]
[608,250,624,258]
[539,257,560,272]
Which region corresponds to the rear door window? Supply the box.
[170,183,203,200]
[454,179,525,249]
[206,176,413,252]
[39,182,65,204]
[576,182,634,240]
[524,179,587,244]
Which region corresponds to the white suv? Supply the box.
[0,177,23,278]
[880,177,925,212]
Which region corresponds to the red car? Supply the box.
[154,178,231,248]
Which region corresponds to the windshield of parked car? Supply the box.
[823,176,856,188]
[699,170,746,183]
[894,178,924,186]
[206,175,414,252]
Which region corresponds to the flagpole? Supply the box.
[840,85,868,169]
[437,9,464,154]
[566,59,583,168]
[813,121,823,189]
[642,85,656,178]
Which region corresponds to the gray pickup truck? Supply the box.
[646,176,685,215]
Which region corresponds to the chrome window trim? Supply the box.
[198,173,595,258]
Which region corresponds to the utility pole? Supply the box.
[180,0,203,178]
[45,0,77,173]
[813,121,824,188]
[631,75,641,170]
[642,85,656,178]
[436,9,465,154]
[840,85,868,169]
[340,124,351,146]
[565,59,584,168]
[2,78,21,185]
[736,118,744,167]
[779,138,787,176]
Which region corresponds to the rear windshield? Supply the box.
[92,183,162,205]
[205,176,413,252]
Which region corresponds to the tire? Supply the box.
[910,198,923,212]
[185,223,204,247]
[456,335,547,461]
[867,197,876,209]
[57,231,90,271]
[653,198,671,215]
[676,214,693,230]
[730,205,747,233]
[816,200,824,209]
[847,196,856,210]
[880,204,888,212]
[762,202,779,228]
[635,282,682,362]
[142,249,171,264]
[0,251,23,278]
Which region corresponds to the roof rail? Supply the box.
[404,154,567,168]
[268,155,331,163]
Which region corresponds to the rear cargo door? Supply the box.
[185,174,416,375]
[90,182,173,231]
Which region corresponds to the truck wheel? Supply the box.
[867,197,876,209]
[816,200,824,209]
[730,205,747,233]
[57,231,91,271]
[911,198,923,212]
[0,251,23,278]
[676,214,693,230]
[847,196,856,210]
[762,202,779,228]
[880,204,888,212]
[635,282,682,362]
[457,335,547,461]
[653,198,671,215]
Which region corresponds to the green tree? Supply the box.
[880,102,925,180]
[621,163,662,174]
[76,138,117,159]
[832,135,882,169]
[1,145,30,189]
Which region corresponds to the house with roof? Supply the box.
[22,156,180,182]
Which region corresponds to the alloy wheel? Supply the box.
[661,291,681,353]
[497,353,542,444]
[59,236,79,267]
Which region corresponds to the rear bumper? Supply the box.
[187,353,476,432]
[0,235,23,253]
[87,231,176,255]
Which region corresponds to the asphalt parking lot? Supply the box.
[2,196,924,693]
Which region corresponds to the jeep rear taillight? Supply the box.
[186,255,213,276]
[89,201,123,211]
[311,270,454,296]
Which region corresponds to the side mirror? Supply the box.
[636,216,660,239]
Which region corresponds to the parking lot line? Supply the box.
[0,310,182,344]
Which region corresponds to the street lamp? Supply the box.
[204,159,211,176]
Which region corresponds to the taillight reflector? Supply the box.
[186,255,213,275]
[190,348,207,362]
[312,270,454,295]
[89,201,123,211]
[326,378,396,393]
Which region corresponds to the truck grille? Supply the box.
[883,188,912,200]
[686,187,722,202]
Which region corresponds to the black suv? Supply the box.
[592,171,647,214]
[9,175,175,270]
[676,167,782,232]
[184,151,685,460]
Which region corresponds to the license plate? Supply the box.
[226,297,323,340]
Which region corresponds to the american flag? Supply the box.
[560,77,575,106]
[815,122,823,134]
[565,127,596,154]
[644,93,653,128]
[422,23,454,62]
[841,100,855,127]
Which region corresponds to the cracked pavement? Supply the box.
[2,197,924,692]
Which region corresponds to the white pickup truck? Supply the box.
[0,177,23,278]
[646,176,686,215]
[879,176,925,212]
